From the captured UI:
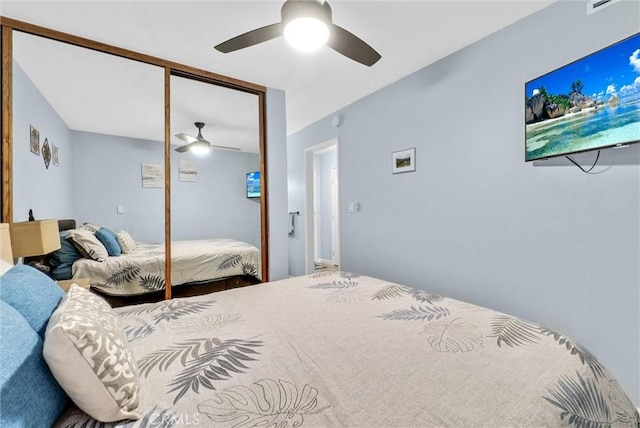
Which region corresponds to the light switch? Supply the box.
[117,205,125,214]
[348,202,355,213]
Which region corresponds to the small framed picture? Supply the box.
[392,148,416,174]
[178,159,197,182]
[30,125,40,155]
[52,144,59,166]
[141,163,164,188]
[42,138,51,169]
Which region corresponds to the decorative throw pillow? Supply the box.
[78,222,100,233]
[49,231,83,280]
[0,264,66,339]
[43,285,140,422]
[0,300,68,427]
[66,228,108,262]
[95,228,122,257]
[116,231,136,254]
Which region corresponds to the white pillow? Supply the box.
[116,231,136,254]
[43,285,141,422]
[78,223,100,233]
[67,229,108,262]
[0,258,13,276]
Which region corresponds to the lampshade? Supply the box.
[0,223,13,264]
[10,220,61,258]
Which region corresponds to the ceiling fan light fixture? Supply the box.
[281,0,332,52]
[190,140,210,155]
[284,17,329,52]
[215,0,380,66]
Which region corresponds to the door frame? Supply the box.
[0,17,270,298]
[304,138,339,274]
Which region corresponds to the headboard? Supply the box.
[57,219,76,232]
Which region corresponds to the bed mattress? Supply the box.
[55,271,639,427]
[74,239,261,296]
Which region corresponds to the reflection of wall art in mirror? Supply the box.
[141,163,164,188]
[42,139,51,169]
[52,144,59,166]
[30,125,40,155]
[179,160,197,182]
[392,148,416,174]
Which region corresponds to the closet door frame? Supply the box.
[0,17,270,298]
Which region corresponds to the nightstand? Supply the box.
[57,278,91,292]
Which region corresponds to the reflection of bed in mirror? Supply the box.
[11,29,267,288]
[49,220,261,307]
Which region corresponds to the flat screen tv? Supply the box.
[246,171,260,198]
[525,33,640,161]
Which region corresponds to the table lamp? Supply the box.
[0,223,13,264]
[10,220,61,259]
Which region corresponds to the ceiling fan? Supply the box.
[174,122,240,154]
[214,0,381,67]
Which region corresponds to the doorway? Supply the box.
[304,138,340,274]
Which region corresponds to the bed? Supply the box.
[77,239,261,296]
[46,220,261,303]
[2,264,637,428]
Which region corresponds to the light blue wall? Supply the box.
[317,149,336,262]
[287,0,640,403]
[70,131,165,242]
[12,62,74,221]
[171,150,261,248]
[266,88,289,281]
[70,130,261,247]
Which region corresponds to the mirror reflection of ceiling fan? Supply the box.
[174,122,241,154]
[214,0,381,67]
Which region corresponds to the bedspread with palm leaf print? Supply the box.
[73,239,261,296]
[54,272,639,427]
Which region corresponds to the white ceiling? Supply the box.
[3,0,556,144]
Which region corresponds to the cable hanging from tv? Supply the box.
[565,150,609,174]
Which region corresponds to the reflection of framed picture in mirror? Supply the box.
[53,144,59,166]
[392,148,416,174]
[42,138,51,169]
[30,125,40,155]
[141,163,164,188]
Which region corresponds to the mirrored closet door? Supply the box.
[169,74,262,292]
[2,18,269,298]
[12,31,165,293]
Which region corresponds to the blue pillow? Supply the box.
[95,227,121,257]
[0,264,65,339]
[0,300,68,427]
[49,232,82,280]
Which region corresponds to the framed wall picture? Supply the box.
[178,159,197,182]
[42,138,51,169]
[30,125,40,155]
[392,148,416,174]
[141,163,164,188]
[52,144,59,166]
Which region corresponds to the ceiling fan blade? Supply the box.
[211,144,241,151]
[327,24,381,67]
[174,144,190,153]
[215,23,283,53]
[175,133,198,144]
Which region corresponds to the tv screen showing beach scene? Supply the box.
[525,33,640,161]
[246,171,260,198]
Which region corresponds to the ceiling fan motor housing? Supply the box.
[281,0,332,27]
[194,122,206,140]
